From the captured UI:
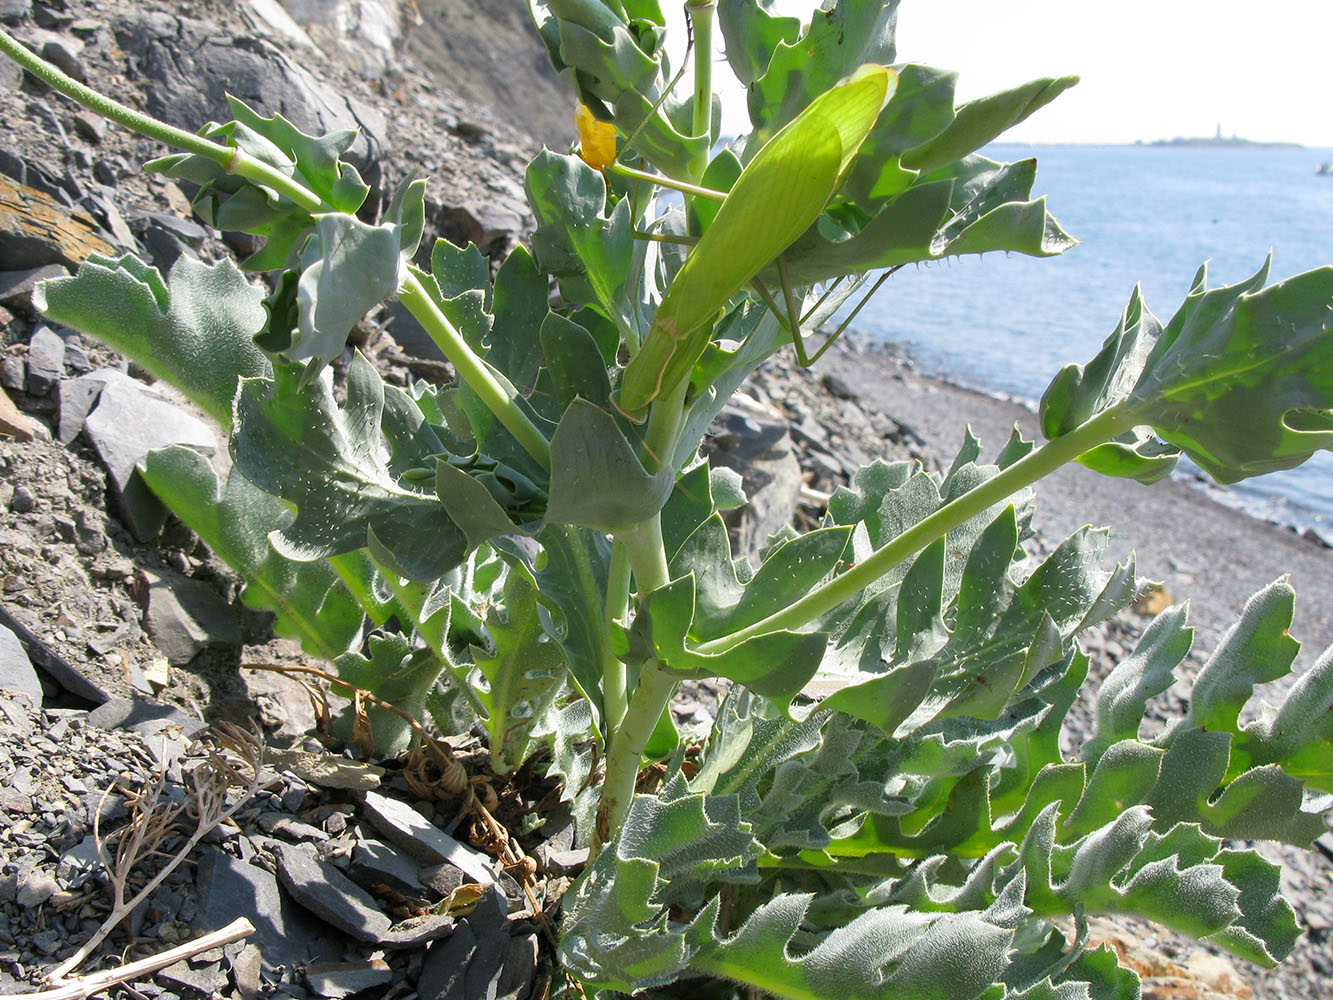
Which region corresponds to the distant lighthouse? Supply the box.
[1216,122,1223,140]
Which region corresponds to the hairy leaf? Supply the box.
[34,254,270,427]
[232,355,467,580]
[140,447,362,661]
[333,634,446,756]
[469,569,568,774]
[1042,261,1333,484]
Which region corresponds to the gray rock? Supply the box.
[706,396,803,558]
[195,848,335,972]
[86,697,207,741]
[360,790,497,885]
[0,357,24,393]
[39,38,85,82]
[25,324,65,396]
[0,623,40,709]
[0,1,31,27]
[273,843,393,942]
[8,483,35,513]
[157,959,229,997]
[419,861,465,899]
[0,604,107,705]
[15,870,58,908]
[349,838,426,897]
[497,933,538,1000]
[821,372,859,402]
[274,843,454,948]
[539,847,588,876]
[0,264,66,310]
[305,961,392,999]
[57,375,104,444]
[56,836,103,888]
[418,886,509,1000]
[81,374,216,539]
[72,110,105,144]
[56,367,137,444]
[141,569,242,666]
[118,12,388,177]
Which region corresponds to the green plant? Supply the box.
[5,1,1333,995]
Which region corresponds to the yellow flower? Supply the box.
[575,102,617,172]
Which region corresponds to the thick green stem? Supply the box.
[0,28,323,213]
[594,517,677,854]
[698,407,1136,653]
[686,0,715,181]
[601,541,633,733]
[398,269,552,471]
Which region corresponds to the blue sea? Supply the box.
[846,143,1333,535]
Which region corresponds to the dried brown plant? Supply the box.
[45,721,266,984]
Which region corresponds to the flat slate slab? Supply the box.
[360,790,497,885]
[0,623,40,709]
[274,843,454,948]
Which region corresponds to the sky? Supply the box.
[665,1,1333,148]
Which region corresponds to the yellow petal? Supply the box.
[576,102,618,172]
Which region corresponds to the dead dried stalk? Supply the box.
[28,918,253,1000]
[45,722,265,984]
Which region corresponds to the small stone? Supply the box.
[360,790,497,885]
[0,1,31,26]
[15,870,58,907]
[194,848,333,972]
[86,697,207,741]
[0,357,24,392]
[141,569,242,666]
[418,887,509,1000]
[157,959,229,996]
[257,814,327,842]
[72,111,105,143]
[0,264,66,310]
[40,39,85,82]
[349,838,425,897]
[304,960,392,999]
[28,929,61,956]
[0,386,34,442]
[821,372,859,401]
[62,341,90,373]
[272,843,392,942]
[540,847,589,876]
[56,836,103,888]
[0,787,32,814]
[25,324,64,396]
[81,374,216,539]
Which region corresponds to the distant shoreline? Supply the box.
[988,139,1311,151]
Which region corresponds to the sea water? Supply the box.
[846,143,1333,535]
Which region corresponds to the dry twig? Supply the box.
[27,918,253,1000]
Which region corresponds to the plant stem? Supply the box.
[0,29,323,213]
[610,161,727,202]
[686,0,716,180]
[697,407,1135,652]
[594,516,677,854]
[601,541,632,733]
[398,269,552,471]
